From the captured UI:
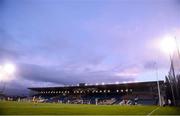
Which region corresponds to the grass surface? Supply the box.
[0,101,180,115]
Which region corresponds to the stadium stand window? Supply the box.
[116,90,119,92]
[100,90,102,93]
[108,90,110,93]
[104,90,106,93]
[121,89,123,92]
[130,89,133,92]
[125,89,128,92]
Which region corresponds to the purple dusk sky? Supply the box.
[0,0,180,95]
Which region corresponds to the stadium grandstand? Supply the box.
[28,81,165,105]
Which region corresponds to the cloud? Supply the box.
[114,66,141,77]
[0,28,26,62]
[2,62,136,95]
[17,63,134,85]
[17,63,81,85]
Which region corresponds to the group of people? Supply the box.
[119,97,139,105]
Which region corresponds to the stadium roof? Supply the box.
[28,80,164,91]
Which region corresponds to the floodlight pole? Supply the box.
[2,82,6,94]
[154,62,162,106]
[174,36,180,60]
[169,55,176,106]
[168,76,176,106]
[174,36,180,101]
[0,81,2,94]
[0,81,6,94]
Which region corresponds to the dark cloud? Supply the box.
[0,47,20,60]
[0,29,23,62]
[3,81,29,96]
[143,60,170,71]
[144,61,156,70]
[0,62,135,95]
[17,63,134,85]
[18,63,81,85]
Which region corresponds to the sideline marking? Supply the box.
[147,107,160,116]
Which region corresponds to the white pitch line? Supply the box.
[147,107,160,116]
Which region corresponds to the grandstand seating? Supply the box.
[28,81,164,105]
[33,93,157,105]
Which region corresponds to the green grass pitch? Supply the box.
[0,101,180,115]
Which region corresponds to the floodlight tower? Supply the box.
[154,62,162,106]
[174,36,180,101]
[160,35,177,105]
